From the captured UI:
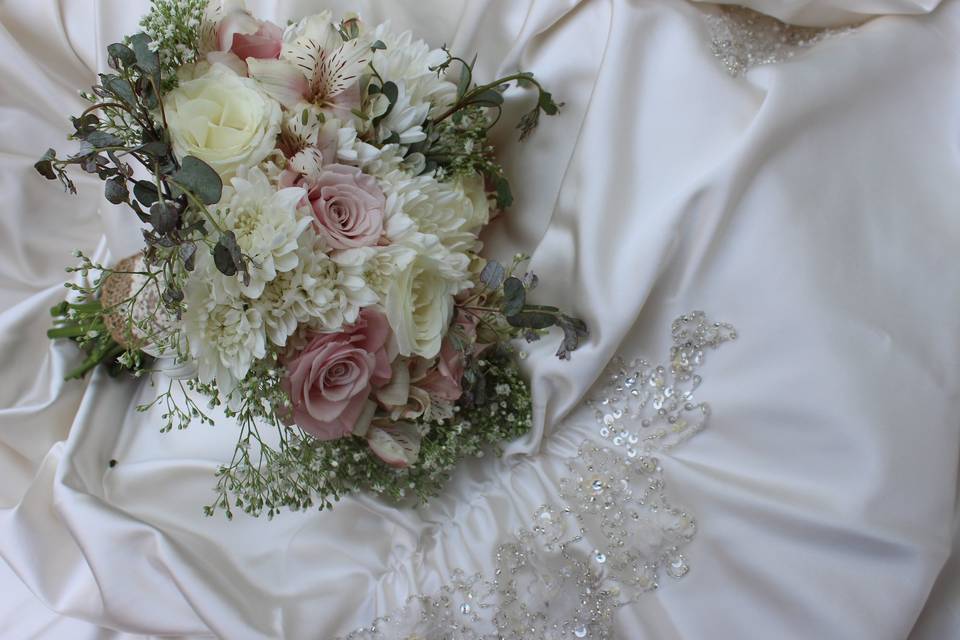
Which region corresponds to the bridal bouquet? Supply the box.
[36,0,586,518]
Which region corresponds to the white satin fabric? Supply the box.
[1,1,959,638]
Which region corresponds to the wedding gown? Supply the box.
[1,0,958,638]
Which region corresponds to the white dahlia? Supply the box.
[213,167,311,299]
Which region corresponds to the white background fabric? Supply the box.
[1,0,959,638]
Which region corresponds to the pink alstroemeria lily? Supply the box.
[247,13,370,112]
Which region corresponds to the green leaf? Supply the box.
[150,200,179,234]
[495,176,513,209]
[101,74,136,106]
[501,277,525,317]
[506,311,556,330]
[381,81,399,105]
[128,33,160,76]
[107,43,136,67]
[70,114,100,136]
[370,39,386,51]
[180,242,197,271]
[466,88,504,108]
[133,180,159,206]
[372,81,399,127]
[104,176,128,204]
[556,314,589,360]
[34,149,57,180]
[85,130,125,149]
[213,231,241,276]
[515,71,535,88]
[456,56,476,99]
[137,141,169,157]
[479,260,505,289]
[171,156,222,205]
[539,90,560,116]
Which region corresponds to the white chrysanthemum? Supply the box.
[370,161,488,253]
[333,244,418,304]
[183,261,267,392]
[368,25,457,143]
[371,83,429,144]
[297,231,379,331]
[213,167,311,299]
[384,233,472,358]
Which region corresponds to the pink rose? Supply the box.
[297,164,385,249]
[281,309,393,440]
[419,312,477,402]
[217,9,283,61]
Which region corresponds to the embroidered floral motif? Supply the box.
[701,4,858,77]
[339,312,735,639]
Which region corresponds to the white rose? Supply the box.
[385,235,471,358]
[165,63,281,181]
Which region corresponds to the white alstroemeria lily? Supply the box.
[247,11,370,113]
[366,422,422,468]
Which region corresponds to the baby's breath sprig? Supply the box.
[202,349,533,519]
[139,0,208,90]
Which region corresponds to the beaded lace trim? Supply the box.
[340,312,736,639]
[701,4,858,77]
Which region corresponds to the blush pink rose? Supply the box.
[281,309,393,440]
[419,312,477,402]
[217,9,283,60]
[298,164,386,249]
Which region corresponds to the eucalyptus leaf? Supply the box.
[370,39,386,51]
[85,131,124,149]
[34,149,57,180]
[150,200,180,235]
[479,260,505,290]
[70,114,100,136]
[501,277,525,317]
[381,81,398,104]
[556,314,589,360]
[138,141,170,157]
[171,156,222,205]
[133,180,159,206]
[495,176,513,209]
[213,240,237,276]
[104,176,128,204]
[539,90,560,115]
[103,75,136,106]
[180,242,197,271]
[506,311,556,330]
[466,88,504,108]
[213,231,243,278]
[129,33,160,75]
[107,43,136,66]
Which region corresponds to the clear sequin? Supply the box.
[337,312,736,640]
[701,4,858,77]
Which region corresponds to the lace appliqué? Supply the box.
[700,4,857,77]
[340,312,735,640]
